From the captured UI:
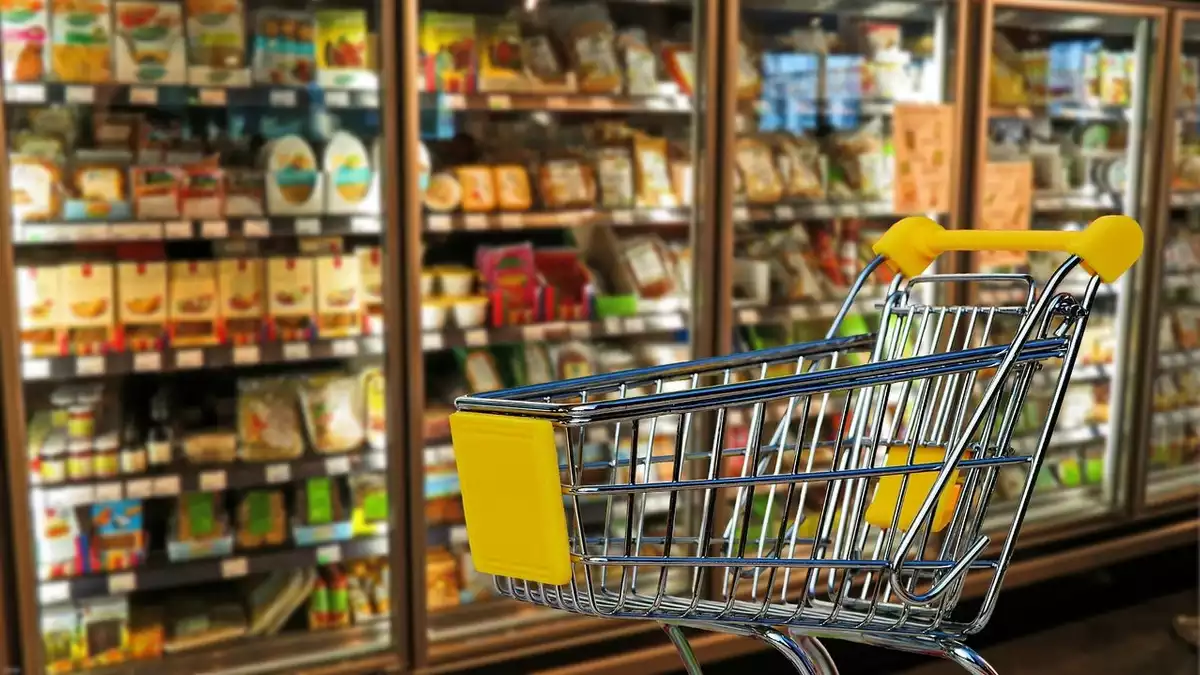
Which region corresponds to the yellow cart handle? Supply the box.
[872,215,1143,283]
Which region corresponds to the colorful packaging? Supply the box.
[168,261,219,347]
[117,261,168,352]
[2,0,49,82]
[185,0,250,85]
[418,12,475,93]
[314,9,372,89]
[50,0,112,83]
[114,1,185,84]
[62,263,115,355]
[252,9,316,86]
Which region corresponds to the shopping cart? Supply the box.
[448,215,1142,674]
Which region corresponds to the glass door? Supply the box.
[975,0,1165,532]
[401,0,710,667]
[0,1,402,673]
[1138,9,1200,509]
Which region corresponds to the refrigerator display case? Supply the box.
[1136,8,1200,510]
[398,0,715,668]
[974,0,1165,533]
[0,2,404,674]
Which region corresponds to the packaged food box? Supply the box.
[50,0,113,83]
[263,135,323,215]
[237,377,303,461]
[18,265,63,357]
[63,164,132,221]
[224,168,265,217]
[360,366,385,450]
[168,261,219,347]
[236,489,287,549]
[292,477,353,545]
[115,1,186,84]
[476,16,526,92]
[266,256,315,341]
[324,130,377,215]
[37,504,82,580]
[167,492,233,561]
[356,247,383,333]
[299,373,364,454]
[2,0,49,83]
[349,473,387,536]
[131,166,183,219]
[117,262,168,352]
[127,606,164,661]
[85,500,145,573]
[418,12,476,93]
[42,605,81,674]
[185,0,250,86]
[252,9,316,86]
[81,597,129,668]
[314,254,361,338]
[62,263,115,355]
[314,9,374,89]
[10,155,60,222]
[217,258,264,345]
[181,161,224,219]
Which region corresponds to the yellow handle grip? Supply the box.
[872,215,1144,283]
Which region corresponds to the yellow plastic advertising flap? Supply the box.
[866,446,962,533]
[449,412,572,586]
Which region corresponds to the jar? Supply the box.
[67,439,93,481]
[93,434,119,479]
[121,446,147,475]
[39,433,67,485]
[66,404,96,441]
[49,389,74,429]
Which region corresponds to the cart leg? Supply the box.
[842,633,997,675]
[661,623,704,675]
[938,640,998,675]
[753,627,840,675]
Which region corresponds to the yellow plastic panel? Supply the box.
[449,412,572,586]
[865,446,962,533]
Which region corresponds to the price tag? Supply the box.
[108,572,136,595]
[658,314,686,331]
[325,456,351,475]
[546,96,569,109]
[326,90,352,107]
[738,309,762,325]
[233,345,260,365]
[125,479,152,499]
[775,205,796,220]
[198,88,227,105]
[295,218,321,236]
[284,342,311,361]
[498,213,523,229]
[199,470,227,492]
[351,217,379,233]
[175,349,203,369]
[65,86,95,104]
[134,351,162,372]
[332,339,359,357]
[441,93,465,109]
[8,83,46,102]
[130,87,157,104]
[153,475,181,496]
[612,210,636,225]
[427,215,451,232]
[270,89,297,107]
[568,322,591,338]
[463,214,489,230]
[243,219,270,237]
[111,223,161,240]
[733,206,750,222]
[266,463,291,484]
[359,92,380,108]
[316,544,343,565]
[449,525,469,545]
[22,359,50,380]
[464,329,488,347]
[603,318,622,334]
[39,582,70,605]
[95,483,123,502]
[76,356,105,376]
[522,325,545,341]
[487,94,512,110]
[624,317,647,333]
[164,221,192,239]
[221,557,249,579]
[201,220,229,238]
[421,333,444,351]
[590,97,614,110]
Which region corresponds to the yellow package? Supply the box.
[51,0,114,83]
[493,165,531,211]
[865,446,963,533]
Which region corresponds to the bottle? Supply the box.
[329,567,350,628]
[120,418,147,475]
[309,576,329,631]
[146,393,173,467]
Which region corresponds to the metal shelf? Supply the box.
[425,208,692,232]
[989,103,1131,122]
[421,314,688,352]
[733,200,915,223]
[3,82,379,109]
[1033,191,1118,213]
[38,536,389,605]
[13,216,382,246]
[420,91,692,113]
[35,447,387,508]
[21,335,385,382]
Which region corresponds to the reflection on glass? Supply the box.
[7,1,392,673]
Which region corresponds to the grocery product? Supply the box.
[81,597,129,668]
[314,9,371,88]
[181,431,237,463]
[181,161,225,219]
[87,500,145,572]
[185,0,249,85]
[163,600,246,653]
[10,155,60,222]
[356,247,384,326]
[224,169,266,216]
[168,492,233,560]
[117,262,168,352]
[127,606,164,661]
[299,373,365,453]
[218,258,265,345]
[252,9,316,85]
[263,135,323,215]
[539,157,595,209]
[62,263,115,355]
[236,489,287,549]
[426,548,460,611]
[424,172,463,212]
[552,341,596,380]
[246,569,314,636]
[419,12,476,93]
[617,236,677,299]
[350,473,388,534]
[237,378,304,461]
[294,477,350,544]
[2,0,49,82]
[457,165,497,212]
[43,606,81,674]
[114,1,186,84]
[315,255,362,338]
[267,257,315,341]
[597,146,635,209]
[459,349,504,393]
[634,135,677,208]
[735,136,784,204]
[477,16,525,92]
[18,265,63,357]
[50,0,113,83]
[168,261,220,347]
[64,163,132,220]
[494,164,532,211]
[131,166,184,219]
[553,2,622,94]
[325,130,377,214]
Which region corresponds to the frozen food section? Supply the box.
[974,1,1164,535]
[1,1,402,674]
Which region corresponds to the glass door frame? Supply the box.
[0,3,410,673]
[396,0,727,669]
[973,0,1170,543]
[1129,5,1200,515]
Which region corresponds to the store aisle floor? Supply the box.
[902,590,1198,675]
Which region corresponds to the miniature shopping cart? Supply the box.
[449,215,1142,675]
